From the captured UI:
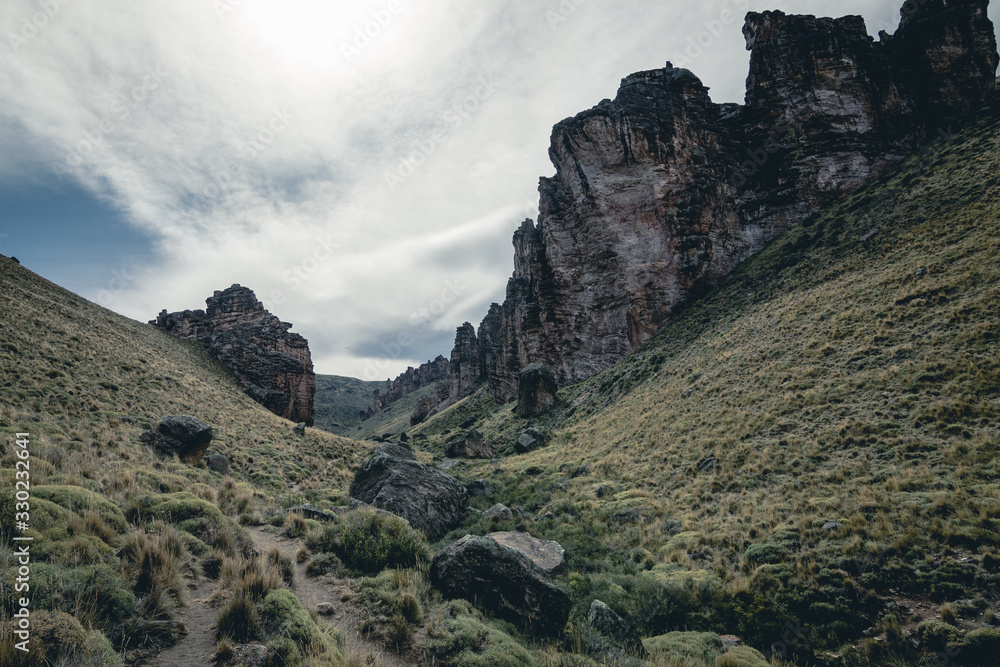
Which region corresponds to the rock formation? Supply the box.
[151,285,315,425]
[371,355,449,413]
[140,415,213,464]
[446,0,998,404]
[447,323,481,399]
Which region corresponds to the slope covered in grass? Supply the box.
[405,92,1000,665]
[313,374,382,435]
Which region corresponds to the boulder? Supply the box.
[375,442,416,461]
[293,422,306,437]
[482,504,514,521]
[516,364,558,417]
[204,453,230,475]
[515,428,547,454]
[430,534,572,636]
[445,429,493,459]
[585,599,647,659]
[349,452,467,539]
[316,602,335,616]
[286,504,344,522]
[466,479,494,499]
[487,531,565,574]
[140,415,213,463]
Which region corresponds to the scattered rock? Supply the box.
[224,643,274,667]
[349,451,468,539]
[316,602,335,616]
[515,428,547,454]
[682,388,696,398]
[822,521,843,532]
[286,504,345,522]
[375,442,416,461]
[204,453,230,475]
[10,257,19,265]
[915,267,928,279]
[585,599,647,659]
[482,504,514,521]
[293,422,306,437]
[435,459,460,471]
[572,464,591,478]
[140,415,213,463]
[516,364,559,417]
[487,531,566,574]
[430,534,571,636]
[720,634,745,649]
[445,430,493,459]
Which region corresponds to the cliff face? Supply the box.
[371,355,449,414]
[449,0,998,404]
[152,285,316,425]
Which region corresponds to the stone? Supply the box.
[204,453,230,475]
[225,643,274,667]
[286,504,344,522]
[349,452,468,539]
[448,323,482,401]
[430,534,572,636]
[822,520,843,532]
[482,504,514,521]
[585,599,647,660]
[293,422,306,437]
[698,457,717,473]
[445,430,493,459]
[514,428,547,454]
[151,285,315,425]
[375,442,417,461]
[915,267,928,279]
[572,464,591,478]
[140,415,213,463]
[316,602,335,616]
[487,531,566,574]
[516,364,558,417]
[443,0,998,405]
[373,355,449,414]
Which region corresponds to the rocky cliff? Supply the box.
[151,285,316,425]
[371,355,449,414]
[446,0,998,403]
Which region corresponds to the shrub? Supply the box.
[645,631,724,664]
[961,627,1000,665]
[308,510,429,575]
[0,610,123,667]
[216,591,257,642]
[715,646,770,667]
[33,485,127,532]
[917,618,963,651]
[266,547,295,586]
[744,542,790,567]
[305,552,342,577]
[31,564,136,627]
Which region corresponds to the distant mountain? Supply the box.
[312,374,383,434]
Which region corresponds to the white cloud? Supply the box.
[1,0,994,377]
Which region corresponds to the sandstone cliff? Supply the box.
[448,0,998,403]
[151,285,316,425]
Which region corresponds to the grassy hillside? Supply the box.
[351,382,446,441]
[404,93,1000,665]
[313,374,383,435]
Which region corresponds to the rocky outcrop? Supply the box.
[141,415,213,463]
[516,364,558,417]
[444,430,493,459]
[448,323,482,399]
[372,355,449,413]
[349,451,468,539]
[429,534,572,637]
[151,285,315,425]
[447,0,998,403]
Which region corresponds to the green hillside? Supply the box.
[313,374,382,435]
[404,92,1000,665]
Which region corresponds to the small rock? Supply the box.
[287,504,344,522]
[482,504,515,521]
[915,267,928,279]
[316,602,335,616]
[822,520,843,532]
[466,479,494,499]
[445,430,493,459]
[682,388,696,398]
[720,634,744,649]
[515,428,548,454]
[697,456,717,473]
[572,464,591,478]
[204,453,230,475]
[586,599,647,659]
[293,422,306,437]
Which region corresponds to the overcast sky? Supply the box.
[2,0,996,380]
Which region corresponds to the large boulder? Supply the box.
[374,442,416,461]
[430,534,572,637]
[204,453,230,475]
[487,531,565,574]
[585,599,647,659]
[516,364,558,417]
[515,428,547,454]
[349,452,467,539]
[140,415,213,463]
[445,430,493,459]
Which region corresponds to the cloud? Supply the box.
[1,0,994,378]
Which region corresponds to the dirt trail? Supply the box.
[249,525,415,667]
[145,576,218,667]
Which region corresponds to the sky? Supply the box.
[2,0,997,381]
